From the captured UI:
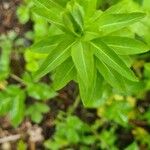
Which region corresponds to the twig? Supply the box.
[0,134,21,144]
[10,74,26,86]
[68,95,80,114]
[29,141,36,150]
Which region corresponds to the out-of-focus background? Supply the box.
[0,0,150,149]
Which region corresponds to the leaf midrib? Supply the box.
[99,15,143,29]
[36,0,64,11]
[91,42,134,79]
[60,65,75,84]
[46,41,76,70]
[80,42,89,85]
[108,44,140,50]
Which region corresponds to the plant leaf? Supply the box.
[78,71,111,108]
[100,36,149,55]
[62,11,78,35]
[96,58,128,92]
[77,0,97,18]
[27,83,57,100]
[30,34,64,53]
[91,39,138,81]
[71,41,94,87]
[119,55,132,67]
[67,2,84,31]
[62,2,84,36]
[33,0,64,11]
[92,12,145,35]
[52,58,76,90]
[0,97,12,115]
[55,0,69,7]
[105,0,136,14]
[34,37,76,80]
[32,6,64,30]
[10,91,25,127]
[96,58,143,93]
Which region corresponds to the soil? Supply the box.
[0,0,21,34]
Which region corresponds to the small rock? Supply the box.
[3,3,10,10]
[1,142,11,150]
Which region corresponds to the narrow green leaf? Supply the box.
[62,11,78,35]
[71,41,94,87]
[55,0,69,7]
[100,36,149,55]
[96,58,127,92]
[52,58,76,90]
[67,2,84,31]
[79,72,111,108]
[88,10,103,23]
[105,0,134,14]
[119,55,132,67]
[77,0,97,18]
[62,2,84,36]
[33,0,64,11]
[96,58,143,93]
[91,39,138,81]
[88,72,104,107]
[34,37,76,80]
[32,6,64,31]
[30,34,64,53]
[94,13,145,35]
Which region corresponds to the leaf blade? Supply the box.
[52,58,76,90]
[100,36,149,55]
[90,12,145,35]
[96,58,143,94]
[91,39,138,81]
[32,6,64,30]
[33,0,64,11]
[71,41,94,87]
[30,34,64,53]
[34,37,76,80]
[78,71,111,108]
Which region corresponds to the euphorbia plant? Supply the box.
[30,0,149,107]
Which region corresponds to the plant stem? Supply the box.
[68,94,80,115]
[10,74,26,86]
[0,134,21,144]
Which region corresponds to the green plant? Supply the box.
[125,142,138,150]
[99,127,117,150]
[98,96,133,127]
[44,112,95,150]
[30,0,149,107]
[0,85,25,127]
[17,140,27,150]
[0,73,56,126]
[26,102,50,123]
